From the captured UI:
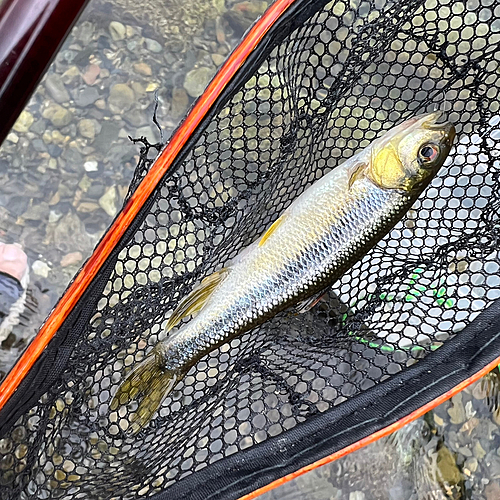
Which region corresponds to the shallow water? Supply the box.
[0,0,499,498]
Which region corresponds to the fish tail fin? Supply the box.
[111,347,180,434]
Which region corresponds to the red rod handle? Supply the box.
[0,0,89,145]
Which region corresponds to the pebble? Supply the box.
[47,144,63,158]
[184,66,216,98]
[349,492,365,500]
[211,53,226,66]
[99,186,118,217]
[82,64,100,86]
[485,481,500,500]
[48,210,63,223]
[447,393,466,424]
[84,160,99,172]
[133,62,153,76]
[109,21,126,41]
[171,87,189,119]
[135,125,157,143]
[108,83,135,112]
[73,86,100,107]
[44,73,70,103]
[465,456,479,473]
[78,119,96,140]
[60,252,83,267]
[61,66,80,84]
[12,110,34,133]
[144,38,162,53]
[32,260,50,278]
[6,133,19,144]
[42,104,73,128]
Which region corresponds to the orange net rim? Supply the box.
[0,0,297,411]
[238,355,500,500]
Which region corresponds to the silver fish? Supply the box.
[112,111,456,433]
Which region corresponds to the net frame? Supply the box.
[0,0,500,498]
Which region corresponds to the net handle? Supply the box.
[0,0,296,411]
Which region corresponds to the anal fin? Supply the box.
[166,268,229,332]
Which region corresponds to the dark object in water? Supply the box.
[0,0,89,145]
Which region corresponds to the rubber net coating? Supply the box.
[1,0,500,498]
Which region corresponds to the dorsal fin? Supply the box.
[165,268,230,332]
[259,213,287,247]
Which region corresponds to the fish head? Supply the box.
[366,111,456,194]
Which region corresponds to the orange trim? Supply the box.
[238,357,500,500]
[0,0,296,411]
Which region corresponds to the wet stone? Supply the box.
[133,62,152,76]
[108,84,135,113]
[32,260,50,278]
[60,252,83,267]
[144,37,162,53]
[171,88,189,118]
[485,481,500,500]
[93,122,121,153]
[73,86,100,107]
[47,144,63,158]
[78,119,97,140]
[184,66,216,98]
[82,64,101,86]
[84,161,99,172]
[447,393,466,425]
[42,104,73,128]
[44,74,70,103]
[99,186,118,217]
[12,111,34,133]
[109,21,126,41]
[135,125,158,144]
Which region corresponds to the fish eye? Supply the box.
[418,143,440,164]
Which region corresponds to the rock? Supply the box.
[84,160,99,172]
[48,210,63,223]
[133,62,152,76]
[30,119,46,135]
[61,66,81,84]
[184,66,216,98]
[22,202,49,221]
[32,139,46,153]
[436,445,462,485]
[485,482,500,500]
[224,1,268,35]
[44,74,70,103]
[78,119,96,140]
[60,252,83,267]
[82,64,100,86]
[349,492,365,500]
[135,125,158,143]
[73,86,100,107]
[464,457,478,473]
[12,111,34,133]
[487,452,500,479]
[93,122,121,153]
[6,133,19,144]
[42,131,52,144]
[49,211,92,253]
[42,104,73,128]
[447,393,466,424]
[94,99,106,110]
[144,38,162,53]
[77,202,100,213]
[75,21,94,45]
[78,175,92,192]
[145,82,159,93]
[108,83,135,112]
[32,260,50,278]
[171,87,189,118]
[130,82,146,98]
[47,144,63,158]
[211,53,225,66]
[99,186,118,217]
[109,21,126,41]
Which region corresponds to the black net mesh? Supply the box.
[1,0,500,498]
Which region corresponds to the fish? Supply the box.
[111,111,456,433]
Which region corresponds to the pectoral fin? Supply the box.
[165,268,230,332]
[294,288,328,314]
[259,214,287,247]
[348,162,367,189]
